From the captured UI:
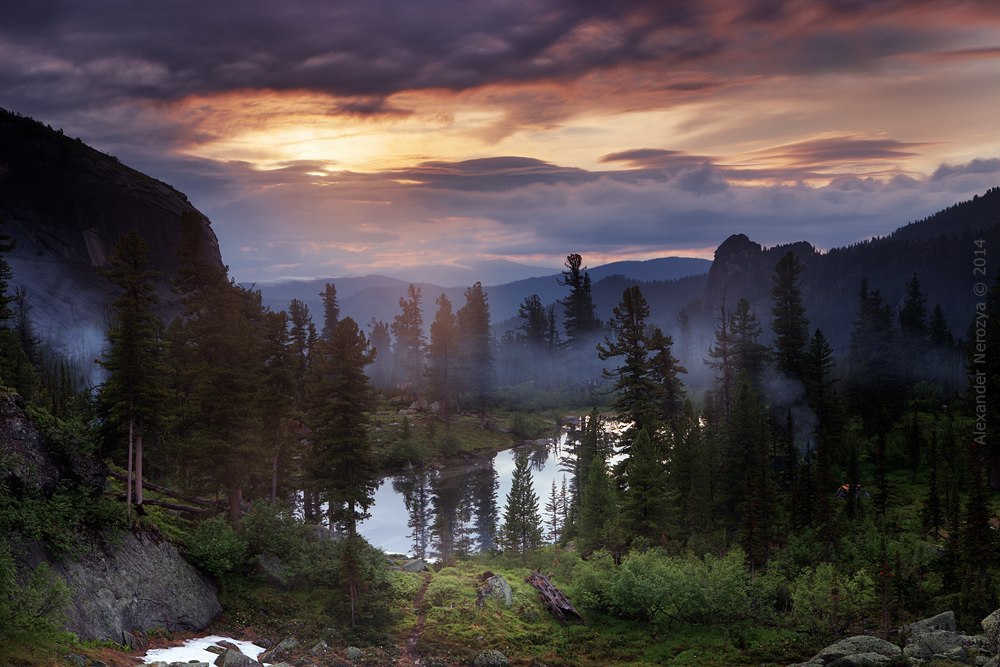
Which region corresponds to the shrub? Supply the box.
[426,575,466,607]
[186,516,247,577]
[0,544,70,641]
[790,562,876,632]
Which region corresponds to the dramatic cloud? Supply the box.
[2,1,999,280]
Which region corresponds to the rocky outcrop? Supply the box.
[0,109,225,376]
[791,609,1000,667]
[52,530,221,646]
[0,391,105,494]
[477,572,514,608]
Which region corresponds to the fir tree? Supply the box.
[426,294,458,421]
[577,455,626,563]
[544,479,563,542]
[499,451,543,556]
[558,253,599,349]
[647,327,687,431]
[305,317,378,535]
[456,282,494,411]
[391,285,426,396]
[597,285,655,441]
[319,282,340,341]
[622,429,671,543]
[898,273,927,339]
[517,294,547,348]
[731,297,767,383]
[706,297,736,419]
[98,232,167,512]
[928,304,954,348]
[770,251,809,380]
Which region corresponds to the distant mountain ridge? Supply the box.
[253,256,713,330]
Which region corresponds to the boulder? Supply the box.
[803,636,901,666]
[214,649,260,667]
[53,531,221,646]
[309,640,329,656]
[901,629,988,661]
[254,552,292,588]
[901,610,956,640]
[403,559,431,573]
[259,637,299,664]
[827,653,894,666]
[984,608,1000,652]
[477,572,514,608]
[346,646,363,661]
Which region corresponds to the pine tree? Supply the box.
[259,309,295,503]
[770,251,809,380]
[98,232,167,512]
[706,297,736,419]
[287,298,312,402]
[898,273,927,339]
[544,480,563,542]
[922,430,943,539]
[0,220,14,323]
[558,253,599,349]
[928,304,954,348]
[426,294,458,421]
[577,454,625,562]
[729,374,772,569]
[319,282,340,341]
[499,451,543,556]
[456,282,494,411]
[305,317,378,535]
[731,297,767,383]
[622,429,671,543]
[517,294,547,348]
[392,285,426,396]
[597,285,655,441]
[367,319,393,390]
[647,327,687,431]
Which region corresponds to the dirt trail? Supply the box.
[403,573,432,666]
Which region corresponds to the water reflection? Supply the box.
[360,435,566,558]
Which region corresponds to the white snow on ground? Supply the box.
[141,635,268,664]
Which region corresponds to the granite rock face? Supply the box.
[56,530,222,646]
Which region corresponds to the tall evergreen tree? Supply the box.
[597,285,655,441]
[577,455,626,563]
[0,219,13,323]
[319,282,340,341]
[928,304,954,348]
[259,309,295,503]
[305,317,377,535]
[287,298,312,402]
[391,285,426,396]
[898,273,927,339]
[558,253,599,349]
[426,294,458,421]
[622,429,671,543]
[706,297,736,419]
[770,251,809,380]
[98,232,167,512]
[647,327,687,430]
[499,451,543,556]
[456,282,494,410]
[367,319,393,390]
[731,297,767,383]
[517,294,547,348]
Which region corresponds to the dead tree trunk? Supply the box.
[525,571,583,623]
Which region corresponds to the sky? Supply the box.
[2,0,1000,283]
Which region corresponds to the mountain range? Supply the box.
[1,108,997,379]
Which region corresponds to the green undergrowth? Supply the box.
[401,550,816,666]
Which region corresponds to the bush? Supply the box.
[790,562,876,632]
[186,516,247,577]
[0,544,70,641]
[573,547,752,626]
[426,574,466,607]
[239,502,310,564]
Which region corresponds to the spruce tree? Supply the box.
[647,327,687,431]
[499,451,543,556]
[597,285,655,442]
[578,454,625,562]
[98,232,167,512]
[731,297,767,383]
[706,297,736,419]
[517,294,547,347]
[622,429,671,543]
[558,253,599,349]
[770,251,809,380]
[259,309,295,503]
[306,317,378,535]
[426,294,458,421]
[898,273,927,339]
[319,282,340,341]
[391,285,426,396]
[456,282,494,411]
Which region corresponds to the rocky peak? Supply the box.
[0,109,225,375]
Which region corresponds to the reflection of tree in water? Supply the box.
[528,443,549,471]
[466,457,499,552]
[430,468,468,562]
[393,469,431,559]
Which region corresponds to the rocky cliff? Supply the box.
[1,390,221,646]
[0,108,225,374]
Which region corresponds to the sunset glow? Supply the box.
[3,1,1000,281]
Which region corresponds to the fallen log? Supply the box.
[108,470,220,508]
[114,494,215,517]
[525,571,583,623]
